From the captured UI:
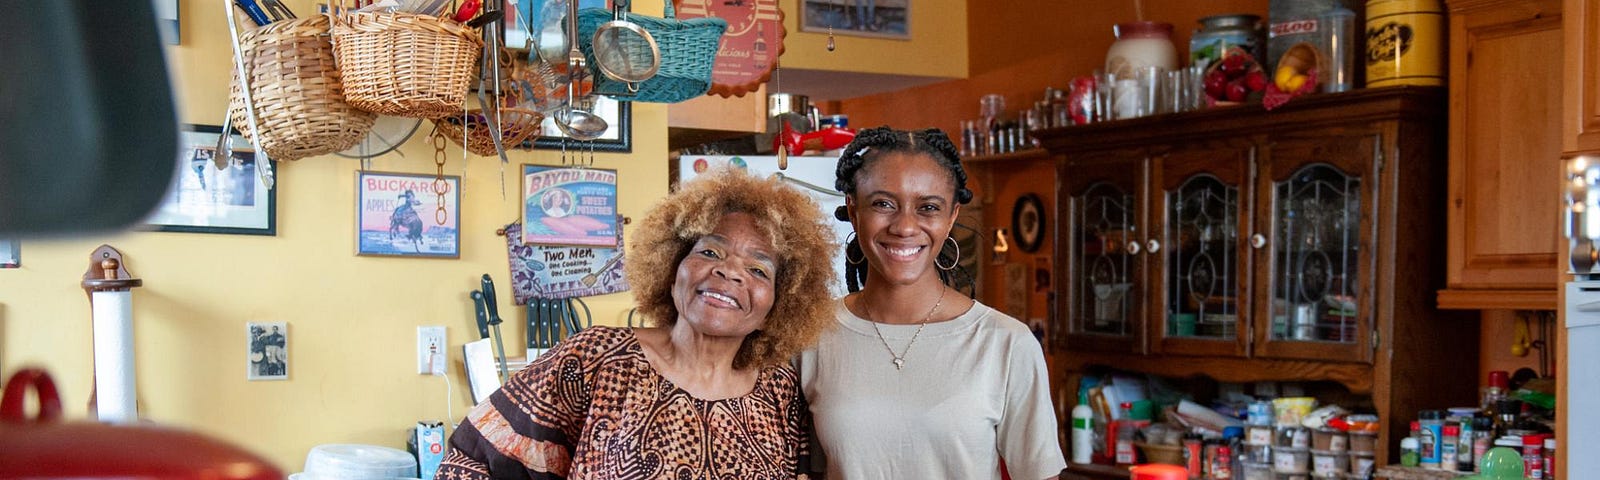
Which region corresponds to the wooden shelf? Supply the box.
[1054,351,1375,394]
[1437,288,1559,310]
[964,147,1050,163]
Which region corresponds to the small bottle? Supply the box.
[1523,435,1545,479]
[1440,425,1459,472]
[1543,437,1556,480]
[1114,402,1138,465]
[1483,370,1509,411]
[1070,391,1095,464]
[1181,434,1202,478]
[1472,416,1494,469]
[1419,410,1443,469]
[1210,444,1233,479]
[1400,436,1421,467]
[1457,416,1476,472]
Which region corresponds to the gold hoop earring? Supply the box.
[936,236,959,271]
[846,232,866,265]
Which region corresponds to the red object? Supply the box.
[1130,463,1189,480]
[0,368,283,480]
[774,124,857,156]
[452,0,481,22]
[1488,370,1510,389]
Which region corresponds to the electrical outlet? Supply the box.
[418,326,446,375]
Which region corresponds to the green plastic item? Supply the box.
[1130,399,1155,421]
[1457,447,1526,479]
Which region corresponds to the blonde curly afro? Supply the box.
[626,168,838,369]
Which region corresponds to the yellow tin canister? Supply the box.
[1365,0,1444,87]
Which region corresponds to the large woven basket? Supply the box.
[577,1,727,103]
[332,11,483,119]
[228,14,376,161]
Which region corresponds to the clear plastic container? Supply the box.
[1317,7,1356,92]
[1274,448,1311,473]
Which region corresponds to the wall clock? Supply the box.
[674,0,785,97]
[1012,193,1045,253]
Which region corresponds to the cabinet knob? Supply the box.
[1250,234,1267,249]
[1147,239,1161,253]
[1126,241,1142,255]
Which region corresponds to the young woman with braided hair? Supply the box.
[798,127,1065,479]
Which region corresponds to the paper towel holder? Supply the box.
[79,244,144,422]
[81,245,142,292]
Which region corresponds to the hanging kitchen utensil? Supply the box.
[470,289,491,340]
[575,0,726,103]
[590,1,660,91]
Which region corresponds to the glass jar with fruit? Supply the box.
[1190,14,1263,71]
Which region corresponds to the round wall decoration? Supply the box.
[1012,193,1045,253]
[674,0,784,97]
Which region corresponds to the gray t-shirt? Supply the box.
[798,298,1067,479]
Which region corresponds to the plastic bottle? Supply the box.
[1071,391,1095,464]
[1457,417,1475,472]
[1400,436,1421,467]
[1419,410,1443,469]
[1543,437,1555,480]
[1522,435,1544,479]
[1115,402,1138,465]
[1441,425,1459,471]
[1471,416,1494,469]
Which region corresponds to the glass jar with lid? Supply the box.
[1190,14,1263,71]
[1106,21,1177,78]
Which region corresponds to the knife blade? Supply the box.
[470,290,490,340]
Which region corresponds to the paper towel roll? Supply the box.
[92,290,136,424]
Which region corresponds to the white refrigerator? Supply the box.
[678,155,854,298]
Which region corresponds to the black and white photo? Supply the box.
[247,322,288,380]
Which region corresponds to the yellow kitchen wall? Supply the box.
[779,0,967,78]
[0,0,666,471]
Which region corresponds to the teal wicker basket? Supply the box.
[577,1,727,103]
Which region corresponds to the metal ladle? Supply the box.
[554,0,607,141]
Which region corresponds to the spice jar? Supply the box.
[1106,21,1177,78]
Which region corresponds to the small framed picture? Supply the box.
[356,171,462,258]
[0,239,18,268]
[247,322,288,381]
[145,125,276,235]
[799,0,910,39]
[521,165,619,247]
[1012,193,1045,253]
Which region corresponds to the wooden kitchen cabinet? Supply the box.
[1565,0,1600,153]
[1037,88,1476,465]
[1438,0,1563,310]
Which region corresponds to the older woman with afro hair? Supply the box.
[438,168,837,480]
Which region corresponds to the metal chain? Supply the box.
[863,288,945,370]
[431,128,451,225]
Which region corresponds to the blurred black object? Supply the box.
[0,1,177,236]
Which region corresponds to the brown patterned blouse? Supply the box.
[436,326,808,480]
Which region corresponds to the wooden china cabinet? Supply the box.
[1034,87,1478,473]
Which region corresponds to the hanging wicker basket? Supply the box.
[434,105,545,156]
[227,14,376,161]
[332,11,483,119]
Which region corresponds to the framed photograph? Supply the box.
[356,171,462,258]
[0,239,17,268]
[527,97,632,152]
[521,165,619,247]
[504,0,633,153]
[247,321,287,381]
[145,125,276,235]
[799,0,909,39]
[1012,193,1045,253]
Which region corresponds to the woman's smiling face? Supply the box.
[846,151,961,286]
[672,212,779,338]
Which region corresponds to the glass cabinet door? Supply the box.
[1060,157,1146,354]
[1253,134,1377,363]
[1151,145,1253,357]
